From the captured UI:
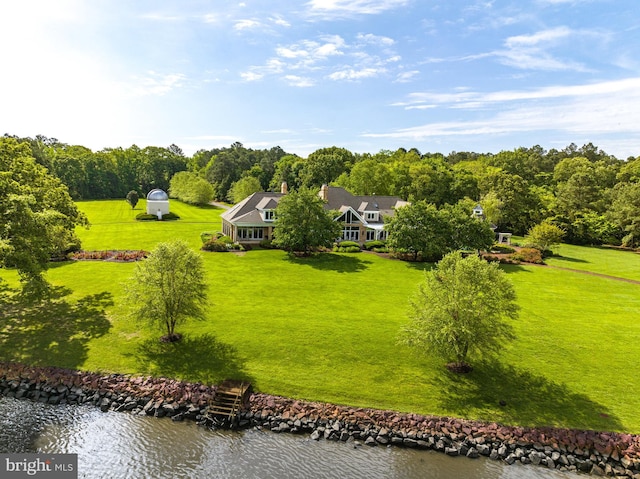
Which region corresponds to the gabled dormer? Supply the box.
[256,197,279,222]
[334,206,365,225]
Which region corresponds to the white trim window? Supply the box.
[364,211,379,222]
[262,210,275,222]
[341,226,360,241]
[366,229,376,241]
[237,227,264,240]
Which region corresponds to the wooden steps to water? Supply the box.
[206,380,252,427]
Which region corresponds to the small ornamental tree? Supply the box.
[272,188,342,254]
[124,240,208,342]
[400,252,519,372]
[526,222,565,253]
[126,190,139,209]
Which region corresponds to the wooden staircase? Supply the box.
[206,380,252,427]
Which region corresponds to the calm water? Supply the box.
[0,396,574,479]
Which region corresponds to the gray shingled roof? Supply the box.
[221,192,284,226]
[222,187,405,227]
[324,186,404,223]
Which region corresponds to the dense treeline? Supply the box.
[4,133,640,247]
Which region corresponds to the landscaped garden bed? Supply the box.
[71,250,148,262]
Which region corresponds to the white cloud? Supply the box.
[396,78,640,110]
[240,71,264,82]
[235,19,261,30]
[283,75,315,87]
[357,33,395,46]
[366,77,640,150]
[497,27,590,71]
[306,0,409,17]
[328,68,383,80]
[128,72,187,96]
[395,70,420,83]
[270,15,291,27]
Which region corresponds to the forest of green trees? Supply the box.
[5,133,640,248]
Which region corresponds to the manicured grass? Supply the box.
[1,200,639,434]
[546,243,640,281]
[75,199,224,250]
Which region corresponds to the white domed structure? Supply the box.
[146,189,170,217]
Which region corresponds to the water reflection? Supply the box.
[1,397,573,479]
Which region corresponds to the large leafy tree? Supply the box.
[441,203,496,252]
[169,171,214,205]
[229,176,262,203]
[272,188,341,254]
[0,137,88,295]
[385,201,448,261]
[607,182,640,247]
[124,240,208,342]
[400,252,519,372]
[300,147,353,188]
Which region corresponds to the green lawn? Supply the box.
[1,200,639,434]
[546,243,640,281]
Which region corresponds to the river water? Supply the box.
[0,396,574,479]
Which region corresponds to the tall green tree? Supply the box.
[400,252,519,372]
[300,147,353,188]
[273,189,341,254]
[229,176,262,203]
[169,171,214,205]
[0,137,88,295]
[124,240,208,342]
[607,182,640,247]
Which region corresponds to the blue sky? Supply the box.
[1,0,639,159]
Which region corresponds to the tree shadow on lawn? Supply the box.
[285,253,371,273]
[432,361,623,432]
[0,286,113,369]
[133,333,254,386]
[549,255,590,264]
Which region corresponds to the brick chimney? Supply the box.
[320,184,328,201]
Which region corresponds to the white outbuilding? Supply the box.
[146,189,170,218]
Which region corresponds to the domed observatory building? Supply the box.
[146,189,170,219]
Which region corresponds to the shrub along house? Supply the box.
[220,183,408,246]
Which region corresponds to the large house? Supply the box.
[220,184,408,245]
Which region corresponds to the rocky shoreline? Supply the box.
[1,362,639,477]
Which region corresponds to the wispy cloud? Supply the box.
[241,32,401,83]
[328,68,384,80]
[394,70,420,83]
[395,77,640,110]
[423,26,598,72]
[306,0,409,17]
[234,19,262,30]
[283,75,315,87]
[356,33,395,46]
[128,72,187,96]
[366,77,640,144]
[496,27,591,71]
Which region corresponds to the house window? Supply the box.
[341,226,359,241]
[366,229,376,241]
[379,230,388,241]
[237,227,264,240]
[263,210,275,222]
[365,212,379,222]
